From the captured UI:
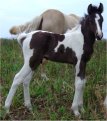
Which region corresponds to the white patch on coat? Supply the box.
[54,25,84,60]
[95,14,102,37]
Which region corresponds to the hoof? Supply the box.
[4,107,10,114]
[74,111,81,118]
[28,106,32,111]
[25,103,32,111]
[71,106,81,118]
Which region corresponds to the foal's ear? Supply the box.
[88,4,92,14]
[98,3,103,13]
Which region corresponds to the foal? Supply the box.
[5,3,103,117]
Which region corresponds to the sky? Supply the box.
[0,0,107,39]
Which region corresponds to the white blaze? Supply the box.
[95,14,102,37]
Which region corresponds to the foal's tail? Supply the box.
[10,15,43,35]
[17,33,27,46]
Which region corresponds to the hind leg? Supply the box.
[5,62,32,113]
[23,71,34,110]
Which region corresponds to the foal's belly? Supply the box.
[44,49,77,65]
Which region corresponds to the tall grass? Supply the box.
[0,39,106,120]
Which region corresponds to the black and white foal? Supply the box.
[5,3,104,117]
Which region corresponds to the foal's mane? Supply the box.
[79,14,89,29]
[80,5,101,26]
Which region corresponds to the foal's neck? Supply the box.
[80,18,96,61]
[81,19,95,47]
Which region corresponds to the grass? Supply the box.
[0,38,106,120]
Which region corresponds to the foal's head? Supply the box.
[85,3,104,40]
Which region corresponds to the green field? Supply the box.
[0,39,106,120]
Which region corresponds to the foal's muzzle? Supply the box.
[96,32,103,40]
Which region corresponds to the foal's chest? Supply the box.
[54,32,84,59]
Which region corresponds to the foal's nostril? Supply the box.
[96,33,103,40]
[96,30,103,39]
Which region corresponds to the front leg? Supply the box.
[71,60,86,117]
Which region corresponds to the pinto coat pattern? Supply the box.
[5,3,104,117]
[10,9,81,80]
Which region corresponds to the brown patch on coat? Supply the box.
[45,46,77,65]
[29,31,65,70]
[29,31,78,70]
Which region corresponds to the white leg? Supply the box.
[71,60,86,117]
[79,78,86,112]
[5,62,32,112]
[104,95,107,109]
[71,77,85,116]
[23,71,33,110]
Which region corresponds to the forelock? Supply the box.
[91,6,100,14]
